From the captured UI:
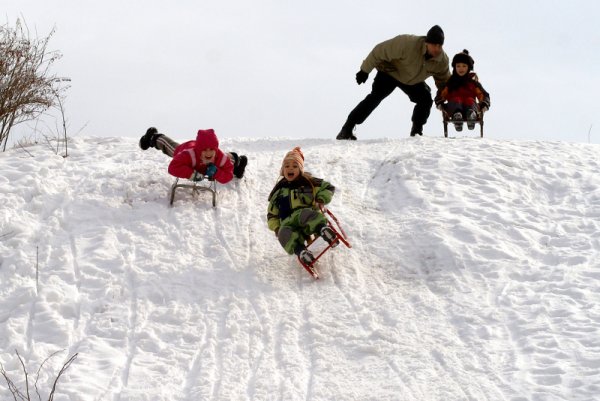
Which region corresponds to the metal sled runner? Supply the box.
[297,205,352,279]
[169,176,217,207]
[442,109,485,138]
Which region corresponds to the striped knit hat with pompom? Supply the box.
[280,146,304,175]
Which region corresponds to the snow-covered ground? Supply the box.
[1,135,599,401]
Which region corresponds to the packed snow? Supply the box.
[1,135,599,401]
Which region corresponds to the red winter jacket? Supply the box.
[435,72,490,108]
[167,129,234,184]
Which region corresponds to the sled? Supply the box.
[297,205,352,279]
[169,175,217,207]
[442,108,485,138]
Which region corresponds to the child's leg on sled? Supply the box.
[155,134,179,157]
[445,102,465,131]
[228,152,248,179]
[139,127,179,156]
[277,208,337,265]
[465,106,478,130]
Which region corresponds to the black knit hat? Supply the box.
[426,25,444,45]
[452,49,474,70]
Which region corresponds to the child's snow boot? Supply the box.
[235,155,248,179]
[452,112,463,132]
[319,225,338,248]
[230,152,248,179]
[299,249,316,265]
[139,127,158,150]
[467,109,477,130]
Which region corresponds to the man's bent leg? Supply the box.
[338,72,398,139]
[347,72,398,126]
[399,82,433,135]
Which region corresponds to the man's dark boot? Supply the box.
[336,123,357,140]
[410,123,423,137]
[139,127,158,150]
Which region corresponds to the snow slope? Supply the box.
[1,136,599,401]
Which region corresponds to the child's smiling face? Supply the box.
[283,161,301,181]
[200,148,216,164]
[455,62,469,77]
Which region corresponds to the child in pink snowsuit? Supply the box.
[139,127,247,183]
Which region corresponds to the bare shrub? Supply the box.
[0,349,78,401]
[0,19,66,152]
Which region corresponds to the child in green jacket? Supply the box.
[267,147,337,265]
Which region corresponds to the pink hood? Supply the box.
[195,129,219,150]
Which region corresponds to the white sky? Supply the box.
[4,0,600,143]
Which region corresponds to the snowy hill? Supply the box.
[1,136,599,401]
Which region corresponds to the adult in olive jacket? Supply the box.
[336,25,451,140]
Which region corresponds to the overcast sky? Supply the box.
[4,0,600,144]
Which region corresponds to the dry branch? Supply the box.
[0,350,78,401]
[0,19,65,151]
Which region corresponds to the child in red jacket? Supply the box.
[139,127,247,183]
[435,49,491,131]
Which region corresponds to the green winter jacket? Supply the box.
[267,175,335,233]
[360,35,450,89]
